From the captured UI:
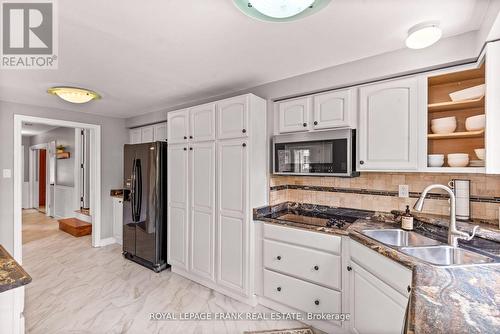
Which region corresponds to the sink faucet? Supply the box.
[413,184,479,247]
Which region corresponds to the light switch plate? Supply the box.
[2,169,12,178]
[399,184,409,198]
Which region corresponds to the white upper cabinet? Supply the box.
[358,77,418,171]
[217,95,249,139]
[168,109,189,144]
[313,89,354,129]
[190,103,216,142]
[140,126,154,143]
[153,122,167,142]
[189,141,216,281]
[277,97,310,133]
[129,128,141,144]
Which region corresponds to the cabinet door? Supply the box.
[358,78,418,170]
[112,198,123,244]
[278,97,310,133]
[167,144,189,269]
[168,109,189,144]
[141,126,154,143]
[313,90,352,129]
[216,139,248,295]
[349,262,409,334]
[153,122,167,142]
[217,95,248,139]
[190,103,216,142]
[189,141,215,281]
[129,128,141,144]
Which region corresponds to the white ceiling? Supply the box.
[21,123,58,136]
[0,0,493,118]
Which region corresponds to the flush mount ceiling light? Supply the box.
[405,22,442,49]
[47,86,101,104]
[233,0,331,22]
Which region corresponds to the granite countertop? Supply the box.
[253,202,500,334]
[0,245,32,293]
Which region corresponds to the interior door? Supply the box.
[217,95,248,140]
[168,109,189,144]
[167,144,189,269]
[38,149,47,212]
[217,139,248,295]
[278,97,311,133]
[189,141,215,281]
[190,103,216,142]
[349,262,409,334]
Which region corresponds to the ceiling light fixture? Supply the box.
[233,0,331,22]
[47,86,101,104]
[405,22,442,49]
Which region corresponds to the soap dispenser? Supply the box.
[401,205,414,231]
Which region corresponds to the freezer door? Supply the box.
[123,144,136,256]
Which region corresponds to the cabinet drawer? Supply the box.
[350,240,412,296]
[264,240,341,290]
[263,269,341,315]
[263,223,341,254]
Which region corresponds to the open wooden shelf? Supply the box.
[56,152,70,159]
[428,129,484,140]
[428,95,484,112]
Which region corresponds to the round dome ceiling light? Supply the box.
[405,22,442,49]
[47,86,101,104]
[233,0,331,22]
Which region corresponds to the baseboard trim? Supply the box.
[98,237,116,247]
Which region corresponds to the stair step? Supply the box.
[58,218,92,237]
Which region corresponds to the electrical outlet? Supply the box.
[399,184,409,198]
[2,169,11,178]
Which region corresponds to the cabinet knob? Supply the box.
[347,265,352,271]
[407,285,411,293]
[302,123,307,127]
[313,121,318,126]
[276,255,282,260]
[184,136,187,140]
[242,129,247,133]
[314,265,319,271]
[277,287,282,292]
[189,147,193,151]
[242,143,247,147]
[189,135,193,139]
[359,160,364,165]
[314,300,320,306]
[183,147,187,151]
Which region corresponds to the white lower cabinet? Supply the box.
[112,197,123,245]
[348,240,412,334]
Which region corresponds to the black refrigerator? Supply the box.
[123,141,169,272]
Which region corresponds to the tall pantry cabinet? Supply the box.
[167,93,267,304]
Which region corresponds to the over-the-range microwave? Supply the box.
[272,129,359,177]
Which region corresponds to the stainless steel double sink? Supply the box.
[361,229,494,266]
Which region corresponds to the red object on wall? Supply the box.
[39,149,46,207]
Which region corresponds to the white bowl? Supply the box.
[474,148,485,160]
[449,84,485,102]
[447,153,469,167]
[465,114,485,131]
[428,154,444,167]
[431,116,456,125]
[431,123,457,134]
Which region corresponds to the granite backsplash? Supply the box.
[269,173,500,225]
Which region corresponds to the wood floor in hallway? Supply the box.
[22,210,304,334]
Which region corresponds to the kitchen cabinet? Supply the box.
[112,197,123,245]
[348,240,411,334]
[217,138,248,294]
[358,77,418,171]
[141,125,154,143]
[168,109,189,144]
[189,141,216,281]
[167,144,189,270]
[277,97,310,133]
[190,103,216,142]
[129,128,141,144]
[217,95,249,140]
[153,122,167,142]
[313,90,354,129]
[168,93,267,303]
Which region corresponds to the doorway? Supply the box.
[38,149,47,213]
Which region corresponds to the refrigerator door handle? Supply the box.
[131,158,137,222]
[135,158,142,222]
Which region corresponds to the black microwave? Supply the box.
[272,129,359,177]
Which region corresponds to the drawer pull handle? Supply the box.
[276,256,282,260]
[277,287,282,292]
[347,265,352,271]
[314,300,320,306]
[314,265,319,271]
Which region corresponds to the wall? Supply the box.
[270,173,500,223]
[29,127,75,187]
[0,101,128,253]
